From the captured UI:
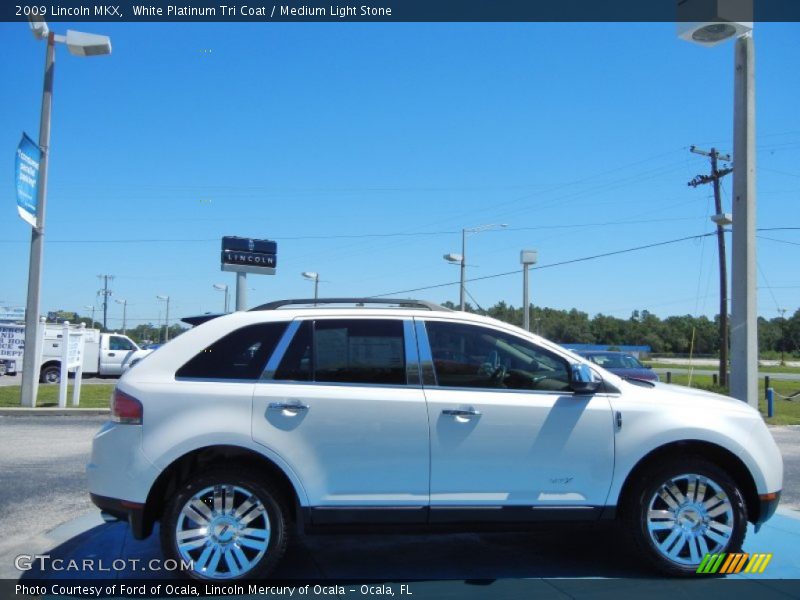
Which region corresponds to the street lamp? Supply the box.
[301,272,320,303]
[520,250,538,331]
[679,14,757,408]
[20,18,112,408]
[212,283,229,313]
[444,224,507,311]
[156,295,170,342]
[84,305,96,328]
[114,299,127,335]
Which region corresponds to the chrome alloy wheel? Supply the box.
[646,473,734,566]
[175,484,271,579]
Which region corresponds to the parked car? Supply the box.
[87,298,782,580]
[578,350,659,382]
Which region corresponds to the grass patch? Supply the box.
[666,374,800,425]
[649,362,800,375]
[0,384,114,408]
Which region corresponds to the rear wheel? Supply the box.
[40,365,61,384]
[624,457,747,576]
[160,468,289,580]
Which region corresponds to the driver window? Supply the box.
[109,336,135,351]
[425,321,570,391]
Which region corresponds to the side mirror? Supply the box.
[570,363,601,394]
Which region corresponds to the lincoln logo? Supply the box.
[248,239,254,251]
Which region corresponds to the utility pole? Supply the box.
[689,146,733,387]
[97,274,114,330]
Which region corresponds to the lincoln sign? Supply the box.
[221,236,277,275]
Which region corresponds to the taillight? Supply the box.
[112,389,143,424]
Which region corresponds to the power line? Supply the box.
[0,216,710,245]
[371,232,719,298]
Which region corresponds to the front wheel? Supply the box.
[623,457,747,576]
[160,468,289,580]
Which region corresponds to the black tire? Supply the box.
[40,365,61,384]
[160,468,289,580]
[622,456,747,576]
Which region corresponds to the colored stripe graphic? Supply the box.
[697,553,772,574]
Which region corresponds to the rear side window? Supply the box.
[274,319,405,385]
[176,322,288,380]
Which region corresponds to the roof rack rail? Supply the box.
[250,298,451,312]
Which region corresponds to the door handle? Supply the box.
[269,402,309,412]
[442,408,481,417]
[108,352,116,357]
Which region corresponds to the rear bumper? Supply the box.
[90,493,151,539]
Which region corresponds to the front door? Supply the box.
[104,335,137,375]
[418,319,615,522]
[252,318,430,524]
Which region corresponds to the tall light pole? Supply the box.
[115,298,127,335]
[20,19,112,408]
[157,295,170,342]
[213,283,229,313]
[444,223,507,311]
[679,16,757,408]
[520,250,538,331]
[301,272,320,303]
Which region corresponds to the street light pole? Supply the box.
[20,31,55,408]
[84,305,96,327]
[115,299,127,335]
[730,33,758,409]
[445,224,507,312]
[301,272,320,303]
[213,284,229,313]
[157,295,170,342]
[19,20,111,408]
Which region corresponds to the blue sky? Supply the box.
[1,22,799,330]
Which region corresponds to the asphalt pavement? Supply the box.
[1,415,799,593]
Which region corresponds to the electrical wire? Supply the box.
[371,231,719,298]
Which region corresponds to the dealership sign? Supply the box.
[15,133,41,227]
[221,236,277,275]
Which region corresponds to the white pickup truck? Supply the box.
[39,327,142,383]
[0,324,143,382]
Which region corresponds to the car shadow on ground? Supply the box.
[19,520,643,581]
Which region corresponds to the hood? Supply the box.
[609,367,659,381]
[639,381,759,415]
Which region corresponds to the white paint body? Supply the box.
[87,308,783,515]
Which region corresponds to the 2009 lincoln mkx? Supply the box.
[87,298,783,579]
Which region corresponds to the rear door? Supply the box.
[252,317,430,524]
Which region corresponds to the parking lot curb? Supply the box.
[0,407,109,416]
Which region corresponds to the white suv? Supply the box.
[87,298,783,579]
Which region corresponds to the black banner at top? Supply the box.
[4,0,800,22]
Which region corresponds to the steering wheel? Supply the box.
[489,365,507,383]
